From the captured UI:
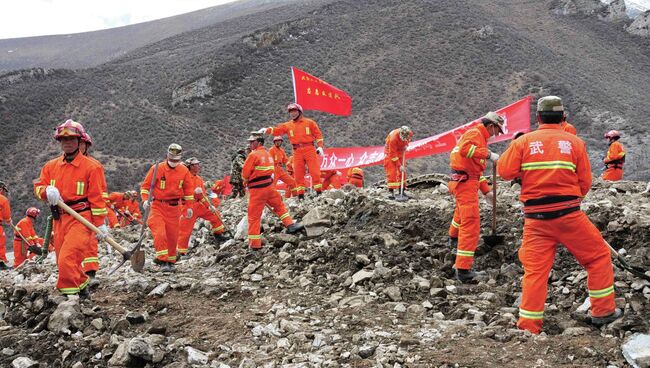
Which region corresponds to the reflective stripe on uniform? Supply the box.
[178,180,183,188]
[391,157,399,162]
[521,161,576,172]
[160,180,166,190]
[141,189,150,195]
[76,182,85,195]
[456,250,474,257]
[451,220,460,229]
[313,184,323,189]
[589,285,614,298]
[212,225,225,233]
[479,176,487,183]
[155,250,168,257]
[59,287,80,295]
[91,208,108,216]
[467,145,477,158]
[279,213,290,220]
[289,130,294,137]
[248,234,261,240]
[306,127,311,135]
[254,166,274,171]
[183,195,194,201]
[519,308,544,320]
[82,257,99,265]
[50,179,56,186]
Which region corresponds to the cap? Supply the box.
[537,96,564,112]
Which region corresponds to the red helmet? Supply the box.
[81,132,93,146]
[54,119,86,140]
[26,207,41,218]
[273,136,283,142]
[287,103,303,113]
[604,130,621,139]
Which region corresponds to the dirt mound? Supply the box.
[1,178,649,367]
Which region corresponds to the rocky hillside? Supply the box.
[2,0,650,221]
[1,179,649,367]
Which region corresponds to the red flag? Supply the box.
[292,67,352,116]
[319,96,532,170]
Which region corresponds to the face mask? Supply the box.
[167,160,180,168]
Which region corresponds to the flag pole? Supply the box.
[291,66,297,103]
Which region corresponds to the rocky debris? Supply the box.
[0,177,649,367]
[622,333,650,368]
[552,0,607,16]
[11,357,37,368]
[171,76,213,106]
[627,10,650,36]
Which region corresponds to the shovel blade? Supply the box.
[483,234,505,247]
[130,249,145,273]
[394,194,409,202]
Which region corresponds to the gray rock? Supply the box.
[358,343,378,359]
[234,216,248,240]
[0,301,5,319]
[351,269,374,284]
[11,357,38,368]
[627,10,650,37]
[128,337,155,361]
[242,263,260,274]
[3,348,15,356]
[172,76,212,106]
[430,288,447,298]
[355,254,371,266]
[394,303,407,313]
[125,311,148,324]
[148,283,170,297]
[561,327,592,336]
[47,299,84,334]
[71,362,83,368]
[186,346,209,365]
[622,333,650,368]
[108,340,131,366]
[90,318,103,330]
[383,286,402,302]
[302,207,331,236]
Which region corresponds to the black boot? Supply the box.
[86,270,100,289]
[388,189,395,200]
[0,262,7,270]
[78,287,92,301]
[590,308,622,326]
[161,263,173,273]
[455,268,487,283]
[298,194,305,201]
[287,222,305,234]
[214,232,229,243]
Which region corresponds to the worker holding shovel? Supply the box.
[383,126,412,200]
[448,112,503,283]
[499,96,621,334]
[33,119,110,298]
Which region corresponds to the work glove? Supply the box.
[96,224,110,241]
[194,187,203,194]
[124,210,131,216]
[27,245,43,256]
[489,151,500,163]
[484,191,495,205]
[186,208,193,219]
[257,128,267,135]
[45,186,62,206]
[316,147,324,155]
[143,201,150,211]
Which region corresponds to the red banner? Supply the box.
[292,67,352,116]
[318,96,532,170]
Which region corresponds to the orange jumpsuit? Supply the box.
[562,121,577,135]
[321,170,342,190]
[13,216,39,268]
[124,198,142,225]
[177,174,226,255]
[243,147,294,249]
[265,117,324,195]
[347,167,364,188]
[81,154,108,274]
[106,192,129,228]
[448,124,491,270]
[269,145,298,197]
[141,162,194,264]
[384,129,412,190]
[602,140,625,181]
[212,180,226,198]
[0,194,11,265]
[448,177,491,239]
[498,123,616,334]
[34,153,108,295]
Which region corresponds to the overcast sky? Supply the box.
[0,0,237,40]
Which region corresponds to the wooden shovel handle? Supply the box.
[492,163,497,234]
[57,201,128,255]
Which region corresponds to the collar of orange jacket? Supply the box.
[57,152,83,167]
[476,124,491,140]
[537,124,563,131]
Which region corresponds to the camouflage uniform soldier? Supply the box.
[229,148,249,198]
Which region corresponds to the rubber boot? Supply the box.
[590,308,622,326]
[214,233,229,243]
[448,237,458,248]
[287,222,305,234]
[298,194,305,201]
[86,270,100,289]
[78,287,92,301]
[160,262,172,273]
[388,189,395,200]
[455,268,487,283]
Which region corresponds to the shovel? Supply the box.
[56,201,141,271]
[605,240,650,281]
[483,162,504,247]
[394,151,409,202]
[109,162,159,274]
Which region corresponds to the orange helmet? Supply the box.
[54,119,85,140]
[26,207,41,218]
[287,103,303,113]
[604,130,621,140]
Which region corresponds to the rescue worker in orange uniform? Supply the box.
[79,131,107,286]
[177,157,228,256]
[321,170,342,190]
[106,191,133,228]
[384,126,413,199]
[561,113,577,135]
[211,180,226,199]
[448,177,492,247]
[0,182,12,269]
[141,144,195,272]
[242,133,304,249]
[13,207,43,268]
[449,112,503,282]
[269,136,299,197]
[258,103,325,199]
[601,130,625,181]
[347,167,364,188]
[34,119,109,297]
[123,191,142,225]
[499,96,620,334]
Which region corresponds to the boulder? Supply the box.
[622,334,650,368]
[627,10,650,37]
[47,299,84,334]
